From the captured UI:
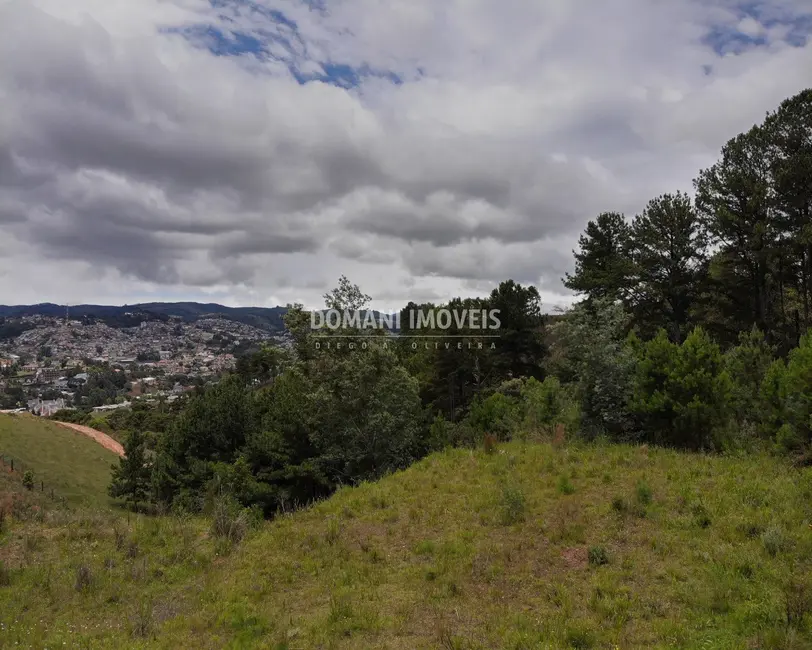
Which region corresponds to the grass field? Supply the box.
[1,440,812,649]
[0,413,118,506]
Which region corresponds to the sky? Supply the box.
[0,0,810,312]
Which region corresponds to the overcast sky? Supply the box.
[0,0,810,311]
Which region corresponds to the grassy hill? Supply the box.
[0,413,119,507]
[1,441,811,649]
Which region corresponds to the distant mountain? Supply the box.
[0,302,289,332]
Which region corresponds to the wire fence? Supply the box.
[0,450,67,504]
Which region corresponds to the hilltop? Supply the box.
[1,440,811,649]
[0,302,289,332]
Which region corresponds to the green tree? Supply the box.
[694,126,780,344]
[564,212,636,303]
[22,470,34,491]
[630,192,707,342]
[109,430,152,511]
[724,328,776,427]
[550,299,637,439]
[774,330,812,453]
[631,327,732,450]
[488,280,546,382]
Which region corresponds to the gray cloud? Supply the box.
[0,0,810,309]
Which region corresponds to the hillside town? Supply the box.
[0,313,286,413]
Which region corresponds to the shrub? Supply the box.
[725,328,775,427]
[636,481,653,505]
[588,545,609,566]
[551,299,636,440]
[427,414,454,451]
[499,485,527,525]
[631,328,732,450]
[522,376,566,435]
[761,526,789,557]
[466,393,520,441]
[74,564,93,592]
[769,331,812,453]
[22,470,34,491]
[611,496,628,514]
[210,495,248,545]
[558,475,575,495]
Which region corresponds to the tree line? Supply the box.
[109,88,812,516]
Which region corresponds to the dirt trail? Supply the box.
[52,421,125,457]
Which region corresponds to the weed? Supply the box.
[210,496,248,545]
[558,475,575,495]
[761,527,789,557]
[74,564,93,592]
[636,481,653,505]
[611,496,628,514]
[588,546,610,566]
[113,526,126,550]
[131,599,154,639]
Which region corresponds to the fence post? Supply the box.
[10,459,12,472]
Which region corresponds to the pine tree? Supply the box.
[109,430,152,511]
[564,212,636,303]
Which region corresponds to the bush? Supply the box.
[74,564,93,592]
[466,393,520,441]
[427,413,453,451]
[630,328,732,450]
[772,332,812,453]
[588,545,609,566]
[210,495,249,545]
[551,299,636,440]
[636,481,652,505]
[22,470,34,491]
[499,485,527,525]
[761,526,789,557]
[558,475,575,495]
[725,328,775,427]
[521,376,564,435]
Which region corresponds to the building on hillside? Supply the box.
[36,368,63,384]
[27,398,66,417]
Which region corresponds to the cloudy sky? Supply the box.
[0,0,810,311]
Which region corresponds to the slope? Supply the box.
[0,413,119,507]
[1,441,812,649]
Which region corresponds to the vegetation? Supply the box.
[0,413,118,506]
[3,87,812,648]
[2,442,812,648]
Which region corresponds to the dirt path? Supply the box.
[52,421,125,457]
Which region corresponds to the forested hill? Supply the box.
[0,302,289,331]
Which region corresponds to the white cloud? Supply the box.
[0,0,810,309]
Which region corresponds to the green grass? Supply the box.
[0,413,118,507]
[2,440,812,649]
